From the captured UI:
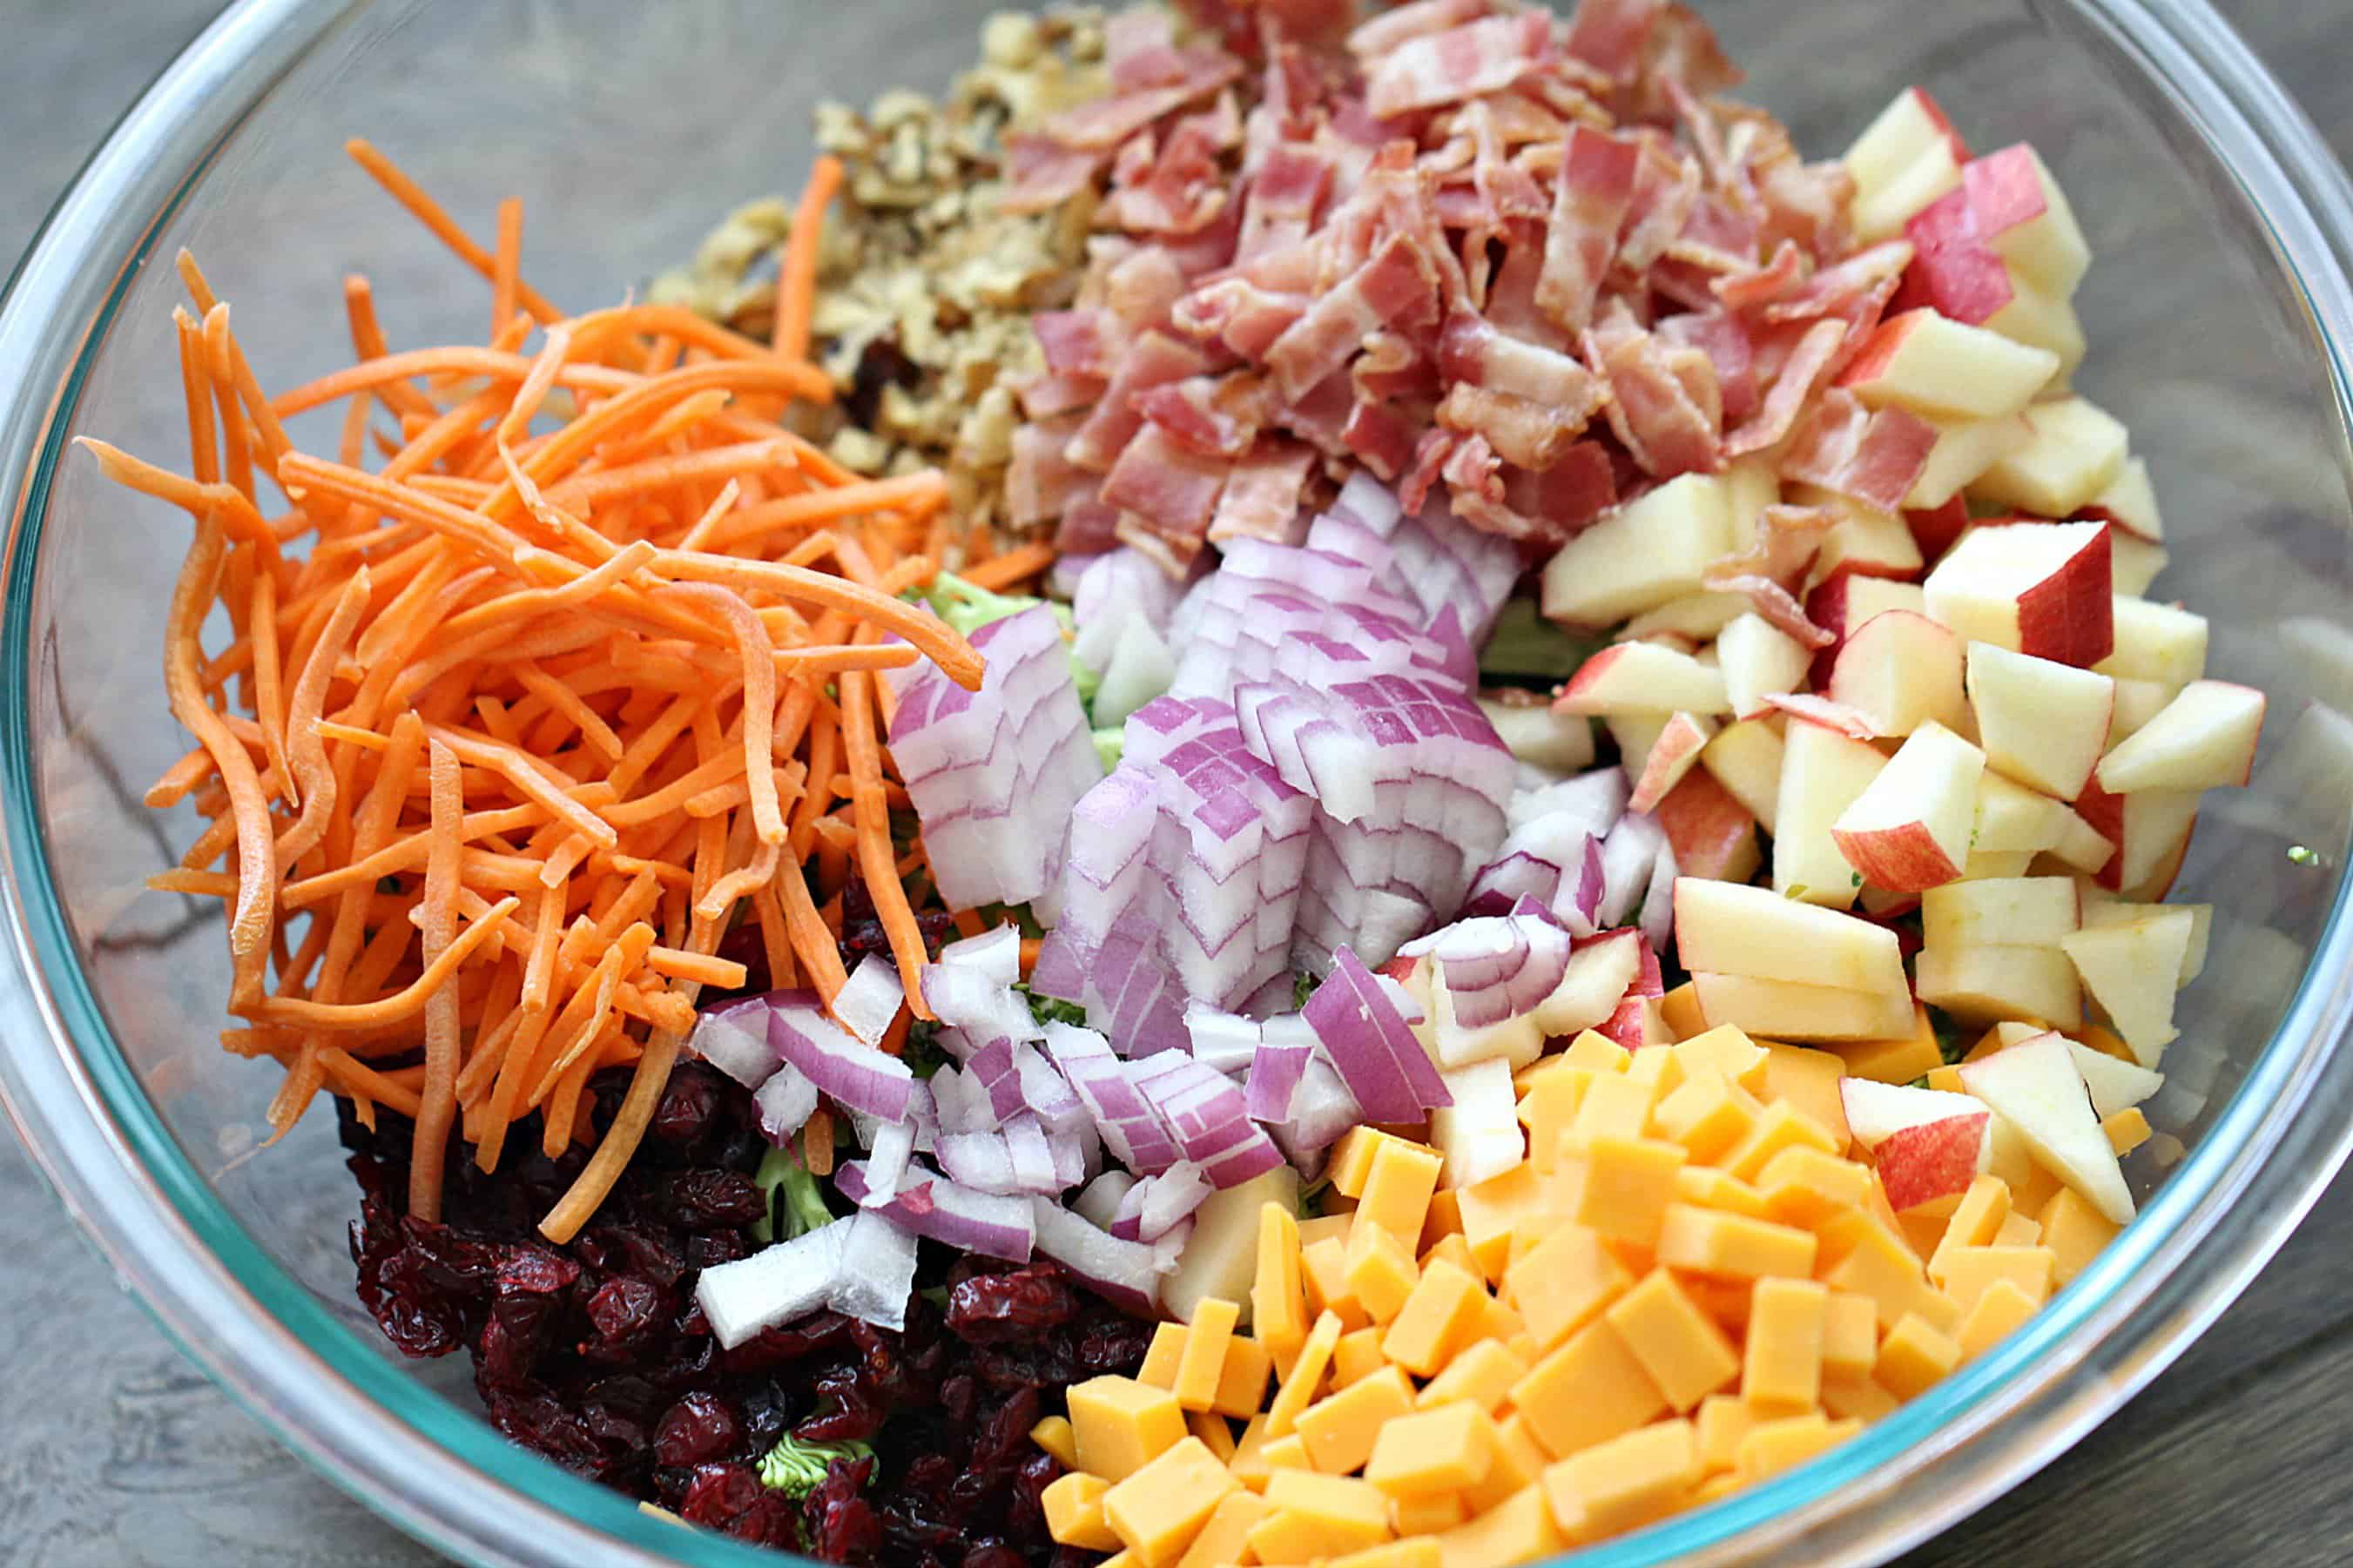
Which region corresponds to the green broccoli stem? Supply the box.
[757,1433,877,1498]
[751,1141,836,1245]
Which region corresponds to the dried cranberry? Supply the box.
[805,1455,884,1565]
[584,1277,665,1351]
[945,1264,1078,1342]
[660,1169,766,1231]
[650,1067,724,1147]
[963,1543,1027,1568]
[655,1391,743,1466]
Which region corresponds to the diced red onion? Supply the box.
[826,1209,919,1334]
[1152,1220,1195,1276]
[1047,1020,1184,1174]
[1401,914,1572,1030]
[967,1036,1029,1121]
[685,1002,777,1090]
[938,924,1022,989]
[835,1160,1035,1263]
[921,963,1045,1046]
[1247,1014,1316,1122]
[862,1116,918,1206]
[1109,1178,1148,1240]
[929,1064,997,1135]
[1048,1127,1090,1189]
[1507,767,1629,837]
[1005,1113,1065,1194]
[1597,813,1668,930]
[765,993,914,1123]
[1031,1198,1163,1313]
[1303,946,1453,1121]
[1274,1057,1362,1161]
[1075,1170,1136,1228]
[755,1060,820,1147]
[832,953,905,1046]
[937,1129,1021,1194]
[695,1221,846,1349]
[1639,832,1679,952]
[1014,1041,1089,1134]
[1184,1000,1262,1075]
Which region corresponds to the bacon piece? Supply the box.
[1723,316,1844,457]
[1032,309,1123,380]
[1136,374,1260,459]
[1481,219,1576,350]
[1012,369,1108,421]
[1000,135,1106,214]
[1400,428,1455,515]
[1759,240,1914,326]
[1263,230,1439,398]
[1362,12,1553,118]
[1710,239,1810,313]
[1764,691,1881,739]
[1045,50,1246,149]
[1237,143,1337,261]
[1210,441,1318,543]
[1756,158,1856,259]
[1586,313,1721,478]
[1101,426,1233,542]
[1006,416,1094,527]
[1438,310,1601,410]
[1273,369,1358,455]
[1535,126,1638,333]
[1666,193,1760,273]
[1343,399,1419,479]
[1104,247,1190,335]
[1346,0,1490,57]
[1351,331,1439,404]
[1108,10,1187,92]
[1055,495,1123,555]
[1172,277,1311,361]
[1779,390,1938,513]
[1697,501,1837,647]
[1561,0,1661,81]
[1066,331,1212,473]
[1657,309,1756,426]
[1436,384,1595,472]
[1104,115,1234,235]
[1440,430,1614,546]
[1618,136,1703,273]
[1111,130,1160,191]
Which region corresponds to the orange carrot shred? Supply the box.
[772,156,844,362]
[408,738,463,1221]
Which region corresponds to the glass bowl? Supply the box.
[4,1,2353,1565]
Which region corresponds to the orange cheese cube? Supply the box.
[1102,1437,1237,1567]
[1267,1310,1344,1438]
[1925,1064,1965,1094]
[1821,1291,1881,1378]
[1359,1139,1446,1245]
[1958,1277,2043,1360]
[1303,1236,1373,1333]
[1390,1493,1468,1538]
[1652,1068,1760,1165]
[1422,1232,1482,1284]
[1564,1134,1689,1247]
[1176,1298,1239,1412]
[1540,1417,1701,1539]
[1365,1401,1498,1497]
[1333,1539,1446,1568]
[1831,1005,1943,1086]
[1660,982,1707,1040]
[1873,1312,1962,1399]
[1331,1128,1402,1198]
[1254,1202,1309,1358]
[1423,1188,1466,1246]
[1230,1412,1276,1490]
[1734,1412,1854,1482]
[1993,1212,2043,1248]
[1435,1484,1563,1568]
[1817,1214,1953,1333]
[1926,1174,2013,1282]
[1263,1431,1313,1472]
[1695,1395,1759,1473]
[1503,1223,1632,1351]
[1457,1163,1554,1282]
[2035,1185,2120,1288]
[1671,1025,1771,1092]
[1069,1376,1187,1483]
[1516,1067,1589,1174]
[2103,1107,2152,1157]
[1568,1073,1657,1154]
[1818,1371,1898,1423]
[1465,1412,1550,1517]
[1298,1365,1417,1476]
[1333,1326,1389,1390]
[1675,1165,1771,1219]
[1691,1471,1747,1504]
[1176,1490,1273,1568]
[1605,1269,1742,1411]
[1655,1204,1819,1281]
[1140,1322,1188,1389]
[2010,1159,2065,1218]
[1511,1320,1668,1460]
[1302,1213,1355,1247]
[1189,1410,1237,1464]
[1756,1145,1871,1228]
[1345,1221,1423,1326]
[1418,1337,1529,1416]
[1898,1208,1952,1263]
[1045,1471,1123,1551]
[1479,1295,1526,1343]
[1679,1275,1755,1334]
[1254,1471,1392,1559]
[1383,1259,1488,1376]
[1561,1029,1634,1072]
[1935,1245,2054,1316]
[1763,1044,1851,1149]
[1212,1336,1274,1419]
[1721,1101,1842,1183]
[1031,1414,1080,1468]
[1743,1277,1828,1412]
[2072,1023,2134,1060]
[1621,1044,1685,1101]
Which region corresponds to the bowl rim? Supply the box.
[4,2,2353,1565]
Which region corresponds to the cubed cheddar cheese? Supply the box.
[1264,1431,1313,1472]
[1562,1134,1689,1246]
[1423,1232,1483,1284]
[1927,1175,2013,1282]
[1345,1221,1423,1326]
[1069,1376,1188,1483]
[1763,1045,1851,1149]
[1365,1401,1499,1497]
[1331,1128,1412,1198]
[1516,1067,1588,1175]
[1359,1138,1446,1244]
[1696,1395,1760,1473]
[1044,1472,1123,1551]
[2036,1186,2120,1287]
[1660,982,1708,1041]
[1189,1410,1237,1464]
[1297,1365,1416,1475]
[1391,1493,1469,1537]
[1302,1214,1356,1247]
[1672,1026,1771,1092]
[2104,1107,2152,1156]
[1925,1064,1965,1094]
[1735,1412,1857,1482]
[1031,1414,1079,1468]
[1334,1539,1446,1568]
[1478,1295,1525,1344]
[1102,1437,1237,1567]
[1252,1470,1393,1560]
[1722,1101,1843,1183]
[1653,1069,1761,1165]
[1304,1235,1373,1332]
[1832,1005,1944,1085]
[1419,1337,1529,1415]
[2010,1159,2065,1218]
[1457,1163,1553,1282]
[1561,1029,1634,1073]
[1756,1145,1871,1228]
[1822,1290,1882,1379]
[1541,1417,1702,1539]
[1817,1213,1954,1333]
[1568,1073,1658,1154]
[1605,1269,1743,1411]
[1140,1322,1188,1389]
[1676,1165,1771,1219]
[1621,1044,1685,1100]
[1176,1490,1273,1568]
[1333,1326,1390,1390]
[1655,1204,1819,1281]
[1503,1223,1632,1350]
[1959,1276,2043,1359]
[1511,1319,1669,1460]
[1436,1484,1563,1568]
[1254,1202,1309,1359]
[1423,1188,1465,1248]
[1230,1412,1277,1490]
[1873,1312,1963,1399]
[1384,1259,1489,1376]
[1935,1244,2055,1316]
[1993,1212,2043,1248]
[1176,1299,1239,1411]
[1743,1277,1828,1411]
[1266,1310,1344,1437]
[1212,1336,1274,1419]
[1819,1370,1900,1423]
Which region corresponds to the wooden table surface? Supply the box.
[3,1,2350,1564]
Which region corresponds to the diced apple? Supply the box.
[1673,878,1911,996]
[1960,1032,2134,1224]
[1619,592,1751,644]
[1790,486,1926,587]
[1875,1114,1995,1212]
[2107,535,2169,597]
[1774,715,1887,906]
[1962,848,2035,879]
[1904,412,2033,510]
[1965,641,2116,800]
[1905,495,1974,563]
[2081,898,2211,984]
[1828,609,1966,737]
[1161,1165,1300,1323]
[1555,641,1731,717]
[1831,722,1986,892]
[2081,456,2164,542]
[2044,805,2118,875]
[2094,679,2263,792]
[1920,877,2080,949]
[2066,1041,2163,1121]
[1844,85,1970,199]
[1840,1079,1989,1148]
[1607,712,1671,778]
[1532,930,1644,1038]
[1433,964,1547,1070]
[1899,196,2089,373]
[2094,597,2208,697]
[1961,144,2093,297]
[1922,520,2114,668]
[1837,308,2061,420]
[1972,771,2071,855]
[1914,945,2082,1028]
[1654,767,1761,883]
[1723,454,1783,548]
[2060,910,2195,1067]
[1542,473,1737,627]
[2073,780,2198,891]
[1700,718,1784,835]
[1807,574,1929,690]
[1969,396,2130,518]
[1855,143,1965,246]
[1627,711,1718,814]
[1712,612,1812,722]
[1480,696,1598,774]
[1689,971,1917,1042]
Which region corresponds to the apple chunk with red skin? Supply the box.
[1966,641,2116,800]
[1774,713,1887,906]
[1554,640,1730,717]
[1806,573,1927,690]
[1674,876,1911,997]
[1839,1079,1993,1210]
[1829,609,1967,737]
[1715,612,1813,721]
[2093,679,2265,792]
[1961,143,2093,299]
[1961,1031,2134,1223]
[1898,192,2089,373]
[1923,520,2114,668]
[1836,308,2061,421]
[1832,721,1986,893]
[2073,777,2198,891]
[1653,768,1760,883]
[1627,711,1718,815]
[1844,87,1971,244]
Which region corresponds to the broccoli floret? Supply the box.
[757,1433,877,1498]
[751,1142,836,1245]
[1092,725,1124,771]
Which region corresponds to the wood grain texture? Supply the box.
[2,0,2350,1564]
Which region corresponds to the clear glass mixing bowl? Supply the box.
[3,1,2353,1564]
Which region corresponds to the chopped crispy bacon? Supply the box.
[1249,0,1365,47]
[1068,331,1213,472]
[1535,125,1639,332]
[1012,369,1109,421]
[1264,230,1440,398]
[1104,246,1191,333]
[1755,158,1856,259]
[1112,131,1160,190]
[1352,330,1439,403]
[1436,384,1594,471]
[1055,495,1123,555]
[1441,429,1611,546]
[1274,368,1359,454]
[1342,399,1419,478]
[1105,115,1236,234]
[1102,425,1234,542]
[1400,428,1455,514]
[1779,390,1938,513]
[1046,49,1247,149]
[1237,143,1337,261]
[1438,310,1601,410]
[1759,240,1914,326]
[1561,0,1661,82]
[1711,238,1811,313]
[1362,12,1554,119]
[1033,309,1123,380]
[1586,312,1721,478]
[1699,500,1838,646]
[1007,416,1095,527]
[1657,309,1755,425]
[1764,691,1882,738]
[1172,277,1311,360]
[1209,440,1318,542]
[1626,3,1743,120]
[1724,316,1845,456]
[1000,134,1106,214]
[1346,0,1490,57]
[1667,193,1760,273]
[1108,8,1189,91]
[1136,373,1262,458]
[1510,438,1619,534]
[1618,135,1703,273]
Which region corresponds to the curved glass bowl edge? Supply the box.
[2,0,2352,1565]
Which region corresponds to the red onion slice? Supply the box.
[686,1002,778,1090]
[695,1221,845,1349]
[835,1161,1035,1263]
[862,1117,918,1206]
[754,1061,819,1147]
[1273,1058,1363,1162]
[827,1210,919,1334]
[1004,1113,1065,1195]
[937,924,1022,988]
[1031,1199,1162,1313]
[937,1129,1021,1194]
[765,993,914,1123]
[1303,946,1453,1121]
[832,953,905,1046]
[1075,1170,1136,1229]
[921,963,1046,1046]
[967,1037,1029,1121]
[1183,1000,1263,1075]
[1246,1015,1316,1122]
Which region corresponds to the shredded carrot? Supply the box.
[408,738,463,1221]
[960,541,1058,594]
[344,140,561,324]
[772,156,843,362]
[490,198,523,341]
